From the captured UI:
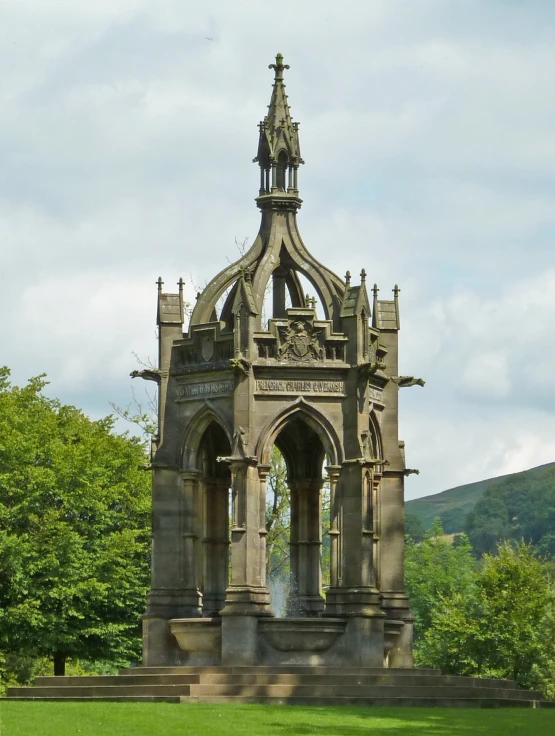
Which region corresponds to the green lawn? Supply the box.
[1,702,555,736]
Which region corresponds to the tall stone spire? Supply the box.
[254,53,304,198]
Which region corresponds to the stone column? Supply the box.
[272,267,287,319]
[202,478,230,616]
[220,458,271,665]
[324,461,384,666]
[379,469,413,667]
[257,465,271,591]
[289,479,325,617]
[143,468,202,666]
[326,466,342,591]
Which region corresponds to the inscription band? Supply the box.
[176,379,234,399]
[256,379,344,395]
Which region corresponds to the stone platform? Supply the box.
[6,666,554,707]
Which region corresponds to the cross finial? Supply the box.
[156,277,164,292]
[269,53,290,82]
[393,284,400,298]
[372,283,379,298]
[360,268,367,284]
[345,270,351,286]
[178,277,184,294]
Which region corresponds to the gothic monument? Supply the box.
[140,54,418,669]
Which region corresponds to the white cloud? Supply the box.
[1,0,555,498]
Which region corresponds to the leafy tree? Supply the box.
[463,466,555,559]
[418,541,555,696]
[265,447,291,580]
[464,493,511,557]
[405,512,426,543]
[0,368,151,677]
[405,517,476,642]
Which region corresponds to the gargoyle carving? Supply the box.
[404,468,420,476]
[130,369,164,384]
[358,360,386,381]
[392,376,425,388]
[229,357,252,376]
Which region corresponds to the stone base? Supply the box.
[220,585,273,616]
[142,616,189,666]
[324,586,382,616]
[221,615,260,665]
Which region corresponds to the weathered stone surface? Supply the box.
[141,54,415,668]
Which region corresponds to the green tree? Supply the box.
[465,493,511,557]
[418,541,555,696]
[404,517,476,643]
[0,368,151,677]
[405,512,426,543]
[265,447,290,580]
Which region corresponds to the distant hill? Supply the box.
[406,462,555,534]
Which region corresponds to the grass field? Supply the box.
[1,702,555,736]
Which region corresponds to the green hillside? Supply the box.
[406,462,555,534]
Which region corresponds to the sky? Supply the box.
[1,0,555,500]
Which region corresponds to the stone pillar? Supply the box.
[324,461,384,666]
[272,267,287,318]
[326,466,342,591]
[257,465,271,590]
[202,478,230,616]
[143,468,202,665]
[379,469,413,667]
[221,458,271,665]
[289,479,325,617]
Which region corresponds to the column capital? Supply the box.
[180,469,202,481]
[257,463,271,480]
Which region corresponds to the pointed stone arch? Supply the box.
[256,396,343,468]
[369,409,383,461]
[180,401,233,470]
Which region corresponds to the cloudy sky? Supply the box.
[1,1,555,499]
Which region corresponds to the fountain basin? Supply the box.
[169,618,221,653]
[259,617,346,652]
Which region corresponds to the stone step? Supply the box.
[187,683,540,700]
[184,695,547,708]
[196,673,516,689]
[7,685,191,699]
[34,674,201,687]
[121,665,442,676]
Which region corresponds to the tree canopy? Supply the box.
[0,368,151,676]
[416,541,555,695]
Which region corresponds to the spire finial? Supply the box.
[360,268,367,284]
[309,296,317,310]
[372,283,379,298]
[393,284,400,298]
[345,270,351,286]
[269,53,289,82]
[157,276,164,292]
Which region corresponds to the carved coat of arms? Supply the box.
[278,320,323,362]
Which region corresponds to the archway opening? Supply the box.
[197,421,231,617]
[265,417,331,617]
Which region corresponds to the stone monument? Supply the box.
[140,54,419,670]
